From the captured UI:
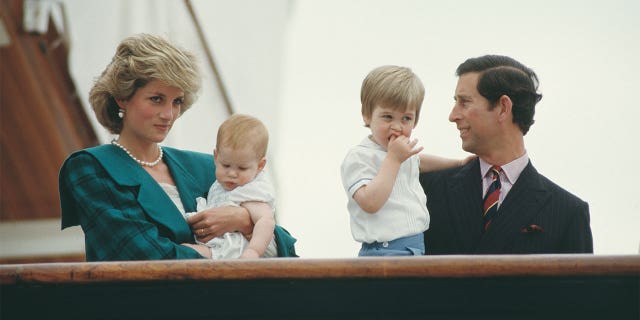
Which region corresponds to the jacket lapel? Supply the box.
[87,145,192,242]
[476,161,550,253]
[163,148,203,213]
[446,159,484,253]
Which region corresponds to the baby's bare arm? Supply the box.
[239,201,275,258]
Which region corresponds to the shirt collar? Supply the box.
[479,151,529,184]
[360,135,385,151]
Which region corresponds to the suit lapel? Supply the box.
[476,162,550,253]
[446,159,484,252]
[87,145,192,241]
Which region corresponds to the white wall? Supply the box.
[275,0,640,257]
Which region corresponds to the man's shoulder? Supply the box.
[420,159,476,182]
[532,168,588,206]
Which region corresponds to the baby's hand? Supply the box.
[387,135,423,163]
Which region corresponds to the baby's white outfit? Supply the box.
[185,171,277,259]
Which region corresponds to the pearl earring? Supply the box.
[118,109,125,119]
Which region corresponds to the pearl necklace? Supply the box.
[111,139,163,167]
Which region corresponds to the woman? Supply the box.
[59,33,296,261]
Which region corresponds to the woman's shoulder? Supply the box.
[162,146,213,166]
[61,145,109,169]
[162,147,214,181]
[65,145,212,162]
[62,144,116,161]
[162,146,211,159]
[61,144,130,174]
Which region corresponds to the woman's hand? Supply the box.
[181,243,211,258]
[187,206,253,243]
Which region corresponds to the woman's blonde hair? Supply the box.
[360,65,425,126]
[89,33,201,134]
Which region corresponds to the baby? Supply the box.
[186,114,277,259]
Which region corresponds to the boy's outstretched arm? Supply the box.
[239,201,275,259]
[419,153,475,173]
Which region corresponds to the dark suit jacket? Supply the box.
[420,159,593,254]
[60,144,297,261]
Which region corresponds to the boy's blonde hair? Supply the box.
[216,114,269,158]
[360,65,425,126]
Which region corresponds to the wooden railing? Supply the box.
[1,255,638,319]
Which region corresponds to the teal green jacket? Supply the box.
[60,144,297,261]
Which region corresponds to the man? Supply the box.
[421,55,593,254]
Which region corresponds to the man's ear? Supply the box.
[497,95,513,122]
[257,157,267,172]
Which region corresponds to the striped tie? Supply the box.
[483,166,502,231]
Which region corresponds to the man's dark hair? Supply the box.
[456,55,543,135]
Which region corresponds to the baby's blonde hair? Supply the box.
[360,65,425,126]
[216,114,268,158]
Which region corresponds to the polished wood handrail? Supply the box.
[2,255,638,284]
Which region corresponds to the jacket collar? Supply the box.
[476,162,550,252]
[446,159,484,252]
[86,145,194,241]
[445,159,551,253]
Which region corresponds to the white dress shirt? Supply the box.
[479,152,530,207]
